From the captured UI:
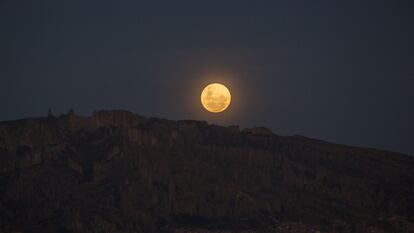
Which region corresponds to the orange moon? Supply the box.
[200,83,231,113]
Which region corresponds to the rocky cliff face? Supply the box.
[0,110,413,233]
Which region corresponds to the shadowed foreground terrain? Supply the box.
[0,110,413,233]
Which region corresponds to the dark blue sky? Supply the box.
[1,0,413,155]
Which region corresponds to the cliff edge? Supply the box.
[0,110,413,233]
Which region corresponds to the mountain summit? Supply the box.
[0,110,413,233]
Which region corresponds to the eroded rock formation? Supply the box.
[0,110,413,233]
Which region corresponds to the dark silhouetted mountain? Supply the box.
[0,110,413,233]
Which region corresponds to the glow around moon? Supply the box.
[201,83,231,113]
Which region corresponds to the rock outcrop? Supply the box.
[0,110,413,233]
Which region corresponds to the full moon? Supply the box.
[201,83,231,113]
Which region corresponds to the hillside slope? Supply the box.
[0,110,413,233]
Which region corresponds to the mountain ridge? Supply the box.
[0,110,413,233]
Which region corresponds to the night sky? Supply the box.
[1,1,413,155]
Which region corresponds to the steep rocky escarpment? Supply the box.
[0,110,413,233]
